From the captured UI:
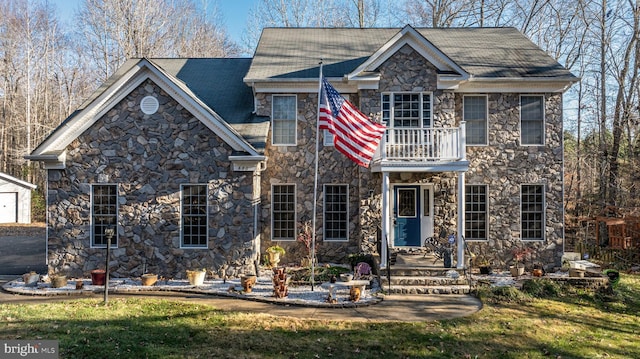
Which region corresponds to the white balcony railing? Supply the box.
[376,123,466,163]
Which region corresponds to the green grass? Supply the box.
[1,275,639,359]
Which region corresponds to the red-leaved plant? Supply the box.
[297,221,319,259]
[512,247,533,267]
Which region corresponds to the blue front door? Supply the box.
[393,185,421,247]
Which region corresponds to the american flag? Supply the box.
[319,77,386,168]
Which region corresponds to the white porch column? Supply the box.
[456,171,465,269]
[380,172,390,269]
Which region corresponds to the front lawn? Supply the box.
[1,275,638,358]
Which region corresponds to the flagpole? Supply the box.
[311,60,323,291]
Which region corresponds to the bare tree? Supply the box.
[77,0,240,81]
[243,0,384,53]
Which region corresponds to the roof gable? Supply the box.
[0,172,37,189]
[348,25,468,80]
[30,59,265,167]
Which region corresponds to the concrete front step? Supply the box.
[382,284,472,295]
[386,267,467,277]
[382,275,469,286]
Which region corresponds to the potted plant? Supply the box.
[50,273,68,288]
[532,263,545,277]
[91,269,106,285]
[266,245,286,267]
[241,274,257,293]
[141,273,158,286]
[476,258,492,275]
[510,247,532,277]
[186,268,206,286]
[22,271,40,287]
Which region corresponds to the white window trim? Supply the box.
[271,94,298,146]
[464,184,489,241]
[180,184,209,249]
[323,184,349,242]
[271,183,296,241]
[520,183,546,241]
[382,92,433,128]
[90,183,119,249]
[519,94,546,146]
[463,94,489,146]
[323,129,335,146]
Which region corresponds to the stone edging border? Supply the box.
[1,279,384,309]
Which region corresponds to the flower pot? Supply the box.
[510,265,525,277]
[186,270,206,286]
[268,252,281,267]
[51,275,67,288]
[22,272,40,287]
[479,266,492,275]
[241,275,257,293]
[91,269,106,285]
[340,273,353,282]
[141,273,158,286]
[532,268,544,277]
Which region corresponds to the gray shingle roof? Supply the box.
[59,58,267,153]
[150,58,268,151]
[246,27,576,80]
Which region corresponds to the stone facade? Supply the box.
[256,91,367,263]
[44,41,567,276]
[47,80,256,279]
[256,44,564,269]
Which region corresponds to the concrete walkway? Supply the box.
[0,276,482,322]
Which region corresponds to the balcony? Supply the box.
[370,124,469,172]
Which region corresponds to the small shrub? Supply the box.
[476,285,530,304]
[289,266,350,283]
[521,278,564,298]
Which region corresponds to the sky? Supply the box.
[53,0,256,46]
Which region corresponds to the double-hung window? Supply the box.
[272,95,297,145]
[324,184,348,241]
[464,95,488,145]
[521,95,544,145]
[92,184,118,247]
[382,92,432,128]
[272,184,296,240]
[181,184,208,248]
[521,184,545,240]
[465,185,488,240]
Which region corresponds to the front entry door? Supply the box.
[393,186,421,246]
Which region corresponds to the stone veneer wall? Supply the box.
[255,44,564,269]
[358,45,460,253]
[460,93,565,269]
[47,80,256,279]
[255,91,368,264]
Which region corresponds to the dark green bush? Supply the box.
[476,285,530,304]
[521,278,564,298]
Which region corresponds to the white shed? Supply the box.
[0,172,37,223]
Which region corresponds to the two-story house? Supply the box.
[27,26,577,278]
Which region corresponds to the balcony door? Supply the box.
[393,185,434,247]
